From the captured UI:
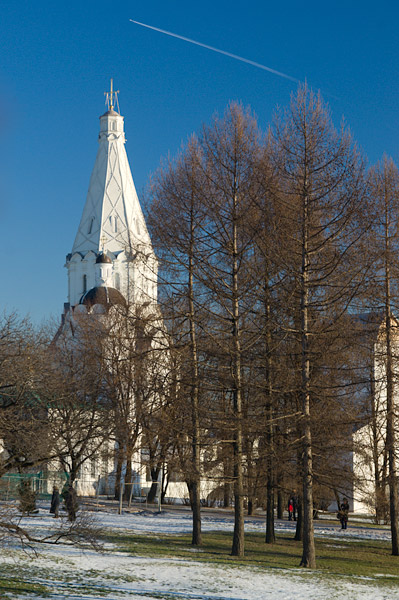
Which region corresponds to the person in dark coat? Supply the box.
[50,486,60,518]
[339,498,349,529]
[288,491,298,521]
[288,497,294,521]
[65,485,79,522]
[292,491,298,521]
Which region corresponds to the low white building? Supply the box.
[351,313,399,516]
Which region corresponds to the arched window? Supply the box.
[83,274,87,293]
[115,272,120,290]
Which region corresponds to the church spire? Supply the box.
[66,85,157,308]
[71,83,152,256]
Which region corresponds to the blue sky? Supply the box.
[1,1,398,324]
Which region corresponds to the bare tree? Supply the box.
[42,317,111,485]
[0,312,53,475]
[0,312,104,552]
[148,104,264,556]
[366,157,399,555]
[270,84,366,567]
[147,138,207,545]
[197,103,262,557]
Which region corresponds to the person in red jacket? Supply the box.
[288,497,294,521]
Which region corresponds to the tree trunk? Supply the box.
[294,493,303,541]
[384,222,399,555]
[188,216,202,546]
[69,461,78,486]
[123,444,133,501]
[231,189,245,558]
[248,498,254,516]
[246,439,255,516]
[161,466,169,503]
[224,479,231,507]
[114,443,124,501]
[277,488,283,520]
[147,467,161,503]
[265,480,275,543]
[231,408,244,557]
[299,188,316,568]
[190,479,202,545]
[265,283,275,543]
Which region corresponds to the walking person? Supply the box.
[338,497,349,529]
[288,497,294,521]
[49,485,60,518]
[292,490,298,521]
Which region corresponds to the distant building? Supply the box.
[352,313,399,517]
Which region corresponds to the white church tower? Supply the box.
[65,80,157,313]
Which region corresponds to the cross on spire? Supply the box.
[105,78,120,112]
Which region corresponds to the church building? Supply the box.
[55,82,163,498]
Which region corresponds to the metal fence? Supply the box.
[0,472,69,501]
[0,473,162,511]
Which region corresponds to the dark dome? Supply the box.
[96,252,112,264]
[79,286,126,309]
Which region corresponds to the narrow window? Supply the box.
[114,216,118,232]
[115,272,120,290]
[83,274,87,293]
[88,217,94,234]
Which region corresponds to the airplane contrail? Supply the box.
[130,20,299,84]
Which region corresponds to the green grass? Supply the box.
[0,574,50,598]
[103,530,399,586]
[0,561,136,598]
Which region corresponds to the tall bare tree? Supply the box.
[197,103,262,556]
[270,84,366,567]
[367,157,399,555]
[147,138,207,545]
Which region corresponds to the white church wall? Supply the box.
[351,322,399,517]
[352,425,377,514]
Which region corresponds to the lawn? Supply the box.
[106,529,399,586]
[0,507,397,599]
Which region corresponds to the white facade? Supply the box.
[352,317,399,515]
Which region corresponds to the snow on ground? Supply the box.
[2,503,397,600]
[21,501,390,540]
